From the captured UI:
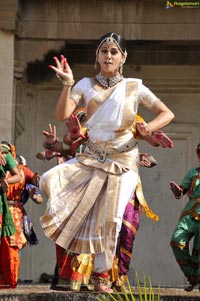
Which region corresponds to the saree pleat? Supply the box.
[55,167,109,251]
[41,161,121,265]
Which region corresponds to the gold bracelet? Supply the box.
[56,74,75,86]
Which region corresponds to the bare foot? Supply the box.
[94,283,113,293]
[113,284,130,293]
[184,283,200,292]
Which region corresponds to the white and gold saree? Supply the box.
[40,78,157,271]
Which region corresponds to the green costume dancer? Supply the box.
[170,143,200,292]
[0,151,17,238]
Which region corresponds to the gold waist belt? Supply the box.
[180,200,200,221]
[192,197,200,203]
[87,139,137,163]
[180,210,200,221]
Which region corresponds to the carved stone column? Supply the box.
[0,0,18,142]
[0,30,15,141]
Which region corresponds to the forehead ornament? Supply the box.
[96,33,127,57]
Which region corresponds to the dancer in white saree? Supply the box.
[40,32,174,292]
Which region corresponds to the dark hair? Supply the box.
[196,143,200,156]
[1,140,11,148]
[16,154,23,164]
[96,32,126,55]
[1,140,11,153]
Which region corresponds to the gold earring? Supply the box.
[94,57,98,69]
[119,62,124,75]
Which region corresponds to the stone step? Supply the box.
[0,285,199,301]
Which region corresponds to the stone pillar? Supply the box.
[0,30,15,141]
[0,0,17,142]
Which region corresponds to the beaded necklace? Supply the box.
[95,73,123,89]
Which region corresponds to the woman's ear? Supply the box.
[121,55,126,64]
[122,52,127,64]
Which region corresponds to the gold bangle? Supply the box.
[56,74,75,86]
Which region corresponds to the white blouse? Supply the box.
[70,78,158,142]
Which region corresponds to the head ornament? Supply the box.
[96,33,127,58]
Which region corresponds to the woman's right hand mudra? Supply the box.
[49,55,74,82]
